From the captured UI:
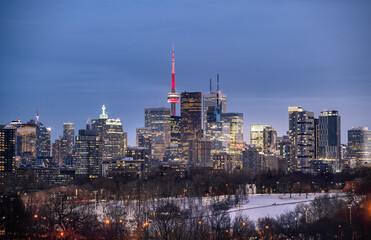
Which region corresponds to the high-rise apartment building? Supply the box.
[348,127,371,167]
[318,110,341,171]
[288,106,315,173]
[181,92,202,162]
[0,125,16,178]
[91,105,126,161]
[74,124,101,178]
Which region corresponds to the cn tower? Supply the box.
[167,46,180,116]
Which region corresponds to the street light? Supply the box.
[93,191,98,211]
[348,205,352,225]
[303,206,309,225]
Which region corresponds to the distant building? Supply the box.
[125,146,151,161]
[36,122,51,158]
[242,145,263,173]
[52,138,63,166]
[167,116,182,160]
[221,113,244,166]
[250,125,277,153]
[188,138,212,167]
[276,136,294,173]
[136,127,152,151]
[15,120,37,165]
[203,74,227,131]
[0,125,16,179]
[63,123,75,155]
[102,157,145,179]
[74,124,101,178]
[91,105,126,161]
[144,107,170,160]
[262,153,286,175]
[181,92,202,162]
[204,121,230,155]
[288,106,315,173]
[348,127,371,167]
[318,110,341,171]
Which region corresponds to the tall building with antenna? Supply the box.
[167,46,180,116]
[203,74,227,131]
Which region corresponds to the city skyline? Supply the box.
[1,0,371,145]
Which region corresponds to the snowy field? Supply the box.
[94,193,344,223]
[228,193,338,221]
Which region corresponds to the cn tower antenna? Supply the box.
[167,45,180,116]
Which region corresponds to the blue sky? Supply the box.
[1,0,370,145]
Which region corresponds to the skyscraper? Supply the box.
[204,121,230,155]
[74,124,101,178]
[181,92,202,162]
[136,127,152,151]
[167,46,180,116]
[222,113,244,166]
[288,106,315,173]
[0,125,16,178]
[15,119,37,165]
[348,127,371,167]
[144,107,170,160]
[203,74,227,131]
[36,122,51,158]
[63,123,74,154]
[318,110,341,171]
[91,105,126,161]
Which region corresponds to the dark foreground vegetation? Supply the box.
[0,167,370,239]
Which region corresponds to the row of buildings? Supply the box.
[1,48,371,185]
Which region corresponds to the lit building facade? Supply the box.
[36,122,51,158]
[204,121,230,155]
[15,120,37,165]
[136,127,152,151]
[180,92,202,162]
[318,110,341,171]
[0,125,16,178]
[63,123,75,155]
[221,113,244,164]
[288,106,315,173]
[91,105,126,161]
[250,125,277,153]
[188,138,212,167]
[203,90,226,131]
[74,125,101,178]
[144,107,170,160]
[348,127,371,167]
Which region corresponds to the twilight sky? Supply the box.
[1,0,370,145]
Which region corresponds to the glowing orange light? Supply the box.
[105,219,110,224]
[119,219,123,223]
[242,222,246,226]
[198,221,202,225]
[34,214,38,218]
[60,232,64,236]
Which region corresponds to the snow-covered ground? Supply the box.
[229,193,335,221]
[94,193,345,223]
